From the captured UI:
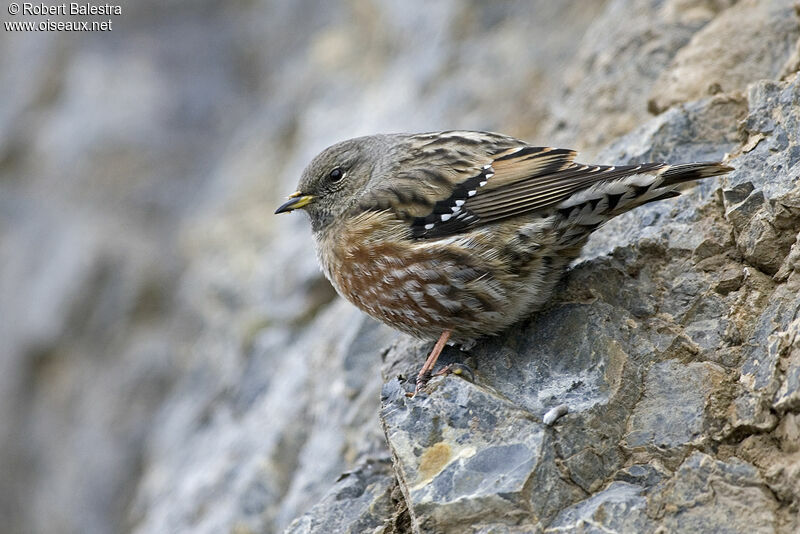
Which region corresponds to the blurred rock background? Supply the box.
[1,1,799,533]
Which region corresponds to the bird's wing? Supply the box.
[371,133,666,239]
[464,154,667,225]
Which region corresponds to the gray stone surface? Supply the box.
[129,302,396,534]
[623,360,725,453]
[284,458,401,534]
[773,318,800,413]
[546,481,654,533]
[2,1,800,534]
[648,0,800,113]
[381,378,582,532]
[541,0,739,155]
[651,452,779,533]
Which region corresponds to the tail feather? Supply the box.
[553,160,733,247]
[659,162,734,188]
[638,189,681,207]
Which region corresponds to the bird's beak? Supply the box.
[275,191,314,214]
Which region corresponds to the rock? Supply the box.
[650,452,779,533]
[712,265,745,295]
[129,302,397,534]
[724,389,778,439]
[381,378,584,533]
[740,280,800,396]
[774,231,800,282]
[546,481,654,533]
[734,429,800,529]
[733,192,800,275]
[728,78,800,200]
[580,91,745,260]
[613,461,671,489]
[283,458,400,534]
[648,0,800,113]
[543,0,737,155]
[724,188,766,232]
[623,360,726,456]
[772,318,800,413]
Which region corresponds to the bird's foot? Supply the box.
[406,370,432,398]
[404,362,474,397]
[433,363,474,381]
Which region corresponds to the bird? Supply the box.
[275,131,733,396]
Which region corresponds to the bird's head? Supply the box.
[275,135,394,233]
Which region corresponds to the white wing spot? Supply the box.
[468,190,477,197]
[479,181,487,187]
[455,200,465,207]
[451,206,461,213]
[440,213,452,221]
[425,223,435,230]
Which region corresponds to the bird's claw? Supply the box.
[405,370,432,397]
[405,363,474,397]
[433,363,474,381]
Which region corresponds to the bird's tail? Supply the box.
[629,161,734,210]
[660,162,734,187]
[555,161,733,246]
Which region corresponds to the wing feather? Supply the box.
[467,162,667,222]
[364,133,677,239]
[406,143,582,238]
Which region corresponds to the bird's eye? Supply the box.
[329,167,344,182]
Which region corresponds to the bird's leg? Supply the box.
[409,329,452,397]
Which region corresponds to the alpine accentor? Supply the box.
[276,131,732,395]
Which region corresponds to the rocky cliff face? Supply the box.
[2,1,799,533]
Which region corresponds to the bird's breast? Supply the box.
[313,212,505,338]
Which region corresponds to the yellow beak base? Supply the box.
[275,192,314,214]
